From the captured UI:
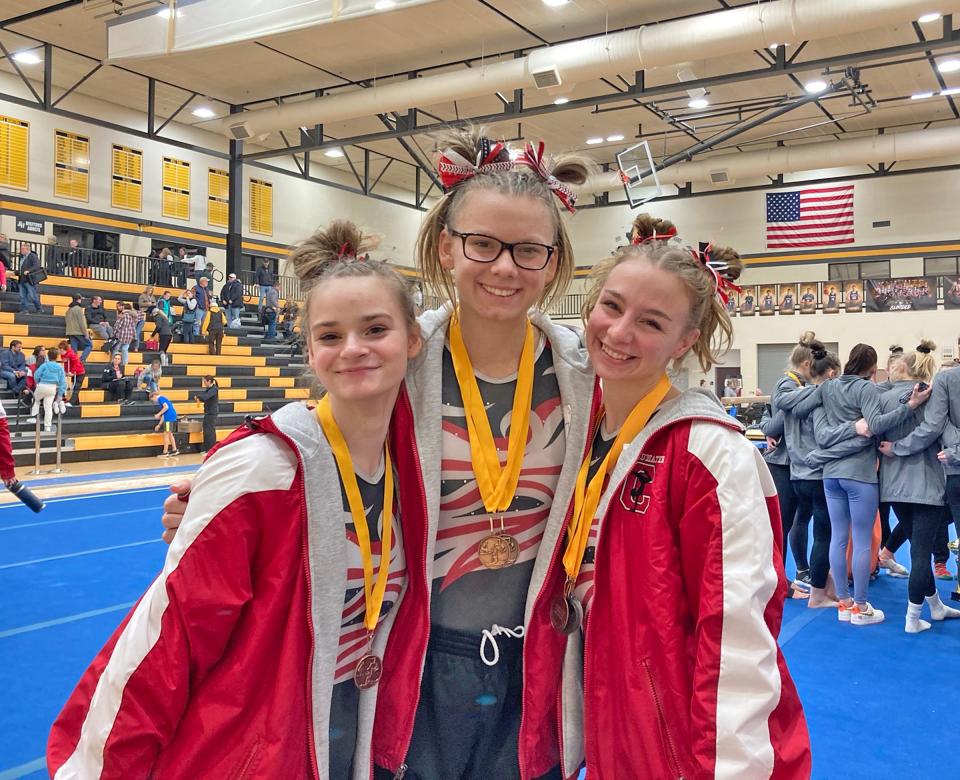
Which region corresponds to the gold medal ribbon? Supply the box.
[561,374,672,583]
[448,314,535,514]
[316,396,393,634]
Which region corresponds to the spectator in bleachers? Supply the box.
[25,345,45,367]
[279,300,299,343]
[263,285,279,340]
[199,262,217,295]
[65,293,92,363]
[191,250,207,284]
[113,304,138,368]
[0,233,9,270]
[17,243,43,314]
[177,288,198,344]
[102,354,134,405]
[202,299,226,356]
[0,398,15,487]
[28,347,65,433]
[0,340,28,396]
[256,258,274,314]
[221,273,244,328]
[149,307,174,366]
[85,296,112,340]
[194,277,210,338]
[0,259,6,292]
[135,286,156,350]
[177,247,191,287]
[193,375,219,453]
[58,340,86,408]
[150,390,178,458]
[62,239,85,276]
[158,247,176,287]
[157,290,173,321]
[137,358,163,394]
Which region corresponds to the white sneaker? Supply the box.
[851,602,885,626]
[25,417,36,424]
[44,425,53,433]
[879,554,909,577]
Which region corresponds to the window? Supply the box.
[54,129,90,201]
[249,178,273,235]
[111,144,142,211]
[162,156,191,220]
[828,260,890,280]
[925,256,959,276]
[208,168,229,228]
[0,114,29,190]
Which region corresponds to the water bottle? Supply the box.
[6,480,46,513]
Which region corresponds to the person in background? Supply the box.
[263,285,280,340]
[157,290,173,321]
[194,277,210,338]
[411,281,424,312]
[102,353,134,405]
[193,375,219,453]
[192,250,207,284]
[0,232,10,270]
[256,257,274,314]
[0,259,6,292]
[26,345,45,367]
[63,238,84,276]
[177,247,191,287]
[158,247,175,287]
[28,347,66,433]
[136,286,157,350]
[220,272,244,328]
[199,262,217,295]
[138,358,163,394]
[112,303,138,368]
[0,340,28,397]
[0,398,17,488]
[85,295,112,340]
[64,293,92,363]
[722,378,738,398]
[177,288,198,344]
[17,243,43,314]
[279,299,299,342]
[150,306,174,366]
[202,298,226,355]
[151,390,178,457]
[58,340,86,408]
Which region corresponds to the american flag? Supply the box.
[766,185,854,249]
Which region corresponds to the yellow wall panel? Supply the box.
[54,129,89,202]
[249,178,273,235]
[0,114,29,190]
[162,156,190,221]
[111,144,142,211]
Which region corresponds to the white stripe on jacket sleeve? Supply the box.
[55,434,297,779]
[687,423,781,780]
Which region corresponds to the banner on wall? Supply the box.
[758,285,776,316]
[843,280,864,312]
[739,285,757,316]
[822,284,842,313]
[777,283,798,315]
[943,276,960,309]
[799,284,818,314]
[865,277,936,312]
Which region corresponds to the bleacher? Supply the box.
[1,270,308,466]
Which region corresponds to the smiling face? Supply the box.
[438,189,557,324]
[306,276,420,404]
[585,258,700,384]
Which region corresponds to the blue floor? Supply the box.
[1,488,957,778]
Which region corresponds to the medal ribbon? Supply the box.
[316,396,393,634]
[448,314,535,514]
[561,374,672,582]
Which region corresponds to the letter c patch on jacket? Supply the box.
[619,464,655,514]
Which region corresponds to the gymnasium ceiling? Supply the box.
[2,0,960,201]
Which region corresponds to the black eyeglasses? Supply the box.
[446,229,555,271]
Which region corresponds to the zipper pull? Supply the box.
[393,764,407,780]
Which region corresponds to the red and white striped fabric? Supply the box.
[765,184,854,249]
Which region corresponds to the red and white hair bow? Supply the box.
[514,141,578,214]
[694,244,742,305]
[437,139,514,191]
[631,225,677,245]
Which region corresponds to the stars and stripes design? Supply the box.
[765,185,854,249]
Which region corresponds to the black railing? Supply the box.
[6,241,304,301]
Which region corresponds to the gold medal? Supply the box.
[449,314,535,569]
[316,396,394,687]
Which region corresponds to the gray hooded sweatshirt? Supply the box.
[877,381,945,504]
[812,373,914,482]
[892,366,960,476]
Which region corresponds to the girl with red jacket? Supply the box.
[545,241,811,779]
[57,340,85,408]
[48,221,428,780]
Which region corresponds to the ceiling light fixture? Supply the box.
[542,0,570,6]
[804,80,828,94]
[938,59,960,73]
[192,106,216,119]
[941,87,960,96]
[374,0,397,9]
[688,98,710,109]
[156,8,182,19]
[325,148,345,158]
[911,91,935,99]
[606,133,624,142]
[586,137,604,145]
[918,13,942,23]
[769,43,780,51]
[553,96,570,105]
[12,50,41,65]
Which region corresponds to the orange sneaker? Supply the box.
[935,563,955,581]
[838,601,855,622]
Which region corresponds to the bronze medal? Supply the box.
[477,532,520,570]
[551,594,584,635]
[354,653,383,690]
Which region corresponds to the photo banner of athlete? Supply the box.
[865,277,936,312]
[843,280,864,313]
[943,276,960,308]
[799,284,818,314]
